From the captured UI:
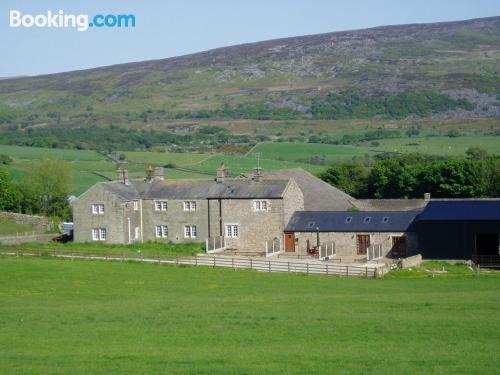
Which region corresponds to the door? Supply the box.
[391,236,407,258]
[284,232,295,252]
[356,235,370,255]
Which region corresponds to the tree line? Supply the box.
[0,159,72,220]
[320,148,500,199]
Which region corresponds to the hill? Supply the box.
[0,16,499,151]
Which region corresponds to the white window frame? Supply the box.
[253,200,269,211]
[155,201,168,211]
[133,200,139,211]
[183,201,197,211]
[184,225,197,239]
[155,225,168,238]
[91,204,105,215]
[225,224,239,238]
[92,228,106,241]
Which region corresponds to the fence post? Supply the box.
[346,265,349,277]
[288,262,290,273]
[326,264,329,276]
[306,263,309,275]
[366,267,368,277]
[213,237,216,251]
[213,256,216,268]
[268,260,271,272]
[232,257,234,270]
[250,258,253,270]
[195,255,198,266]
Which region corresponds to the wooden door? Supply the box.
[284,233,295,252]
[356,235,370,255]
[391,236,407,258]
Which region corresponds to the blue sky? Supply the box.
[1,0,500,77]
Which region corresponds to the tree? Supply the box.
[0,168,21,211]
[320,162,369,197]
[21,159,73,219]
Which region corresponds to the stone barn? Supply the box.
[284,211,420,259]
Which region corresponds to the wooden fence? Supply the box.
[0,249,384,278]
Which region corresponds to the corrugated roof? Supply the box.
[285,210,420,232]
[261,168,356,210]
[418,201,500,221]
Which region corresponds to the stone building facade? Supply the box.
[73,166,304,250]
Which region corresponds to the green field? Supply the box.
[365,135,500,156]
[0,219,35,236]
[0,257,498,374]
[251,142,374,163]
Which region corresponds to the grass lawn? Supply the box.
[0,257,498,374]
[0,219,36,236]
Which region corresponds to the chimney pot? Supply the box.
[154,166,164,180]
[216,163,227,183]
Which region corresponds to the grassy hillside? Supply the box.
[0,257,498,374]
[0,17,499,152]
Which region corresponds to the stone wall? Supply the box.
[0,211,52,232]
[0,233,55,244]
[401,254,423,269]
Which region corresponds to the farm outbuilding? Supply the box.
[284,211,420,259]
[416,201,500,261]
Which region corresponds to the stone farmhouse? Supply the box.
[73,165,305,250]
[73,165,500,262]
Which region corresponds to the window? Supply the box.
[306,221,316,229]
[345,217,352,224]
[91,204,104,215]
[155,201,168,211]
[382,217,389,223]
[363,217,372,224]
[92,228,106,241]
[155,225,168,238]
[133,200,139,211]
[134,227,140,240]
[183,201,197,211]
[225,224,239,238]
[184,225,197,239]
[253,200,268,211]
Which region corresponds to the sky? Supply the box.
[1,0,500,77]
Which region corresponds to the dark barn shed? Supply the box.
[416,201,500,260]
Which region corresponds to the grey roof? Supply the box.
[418,200,500,221]
[261,168,356,211]
[101,181,143,200]
[354,199,428,211]
[99,178,291,200]
[144,179,290,199]
[285,210,421,233]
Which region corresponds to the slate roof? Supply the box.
[417,200,500,221]
[285,210,421,232]
[100,178,291,200]
[354,199,429,211]
[143,179,290,199]
[261,168,356,210]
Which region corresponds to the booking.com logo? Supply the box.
[9,10,136,32]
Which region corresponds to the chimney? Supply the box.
[116,165,129,185]
[216,163,227,183]
[252,166,263,182]
[145,164,154,183]
[154,166,164,180]
[424,192,431,201]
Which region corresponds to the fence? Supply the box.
[0,249,384,278]
[367,244,383,261]
[265,237,283,257]
[319,242,336,260]
[205,236,226,254]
